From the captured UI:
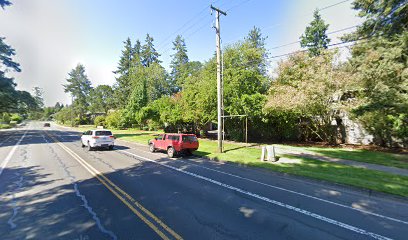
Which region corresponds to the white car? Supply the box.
[81,130,115,150]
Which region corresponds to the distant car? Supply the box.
[81,130,115,150]
[43,123,51,127]
[148,133,199,158]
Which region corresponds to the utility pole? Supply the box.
[211,5,226,153]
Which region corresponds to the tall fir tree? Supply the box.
[244,26,268,75]
[63,64,92,118]
[113,38,134,108]
[141,34,161,67]
[170,35,189,92]
[300,10,330,56]
[132,39,142,67]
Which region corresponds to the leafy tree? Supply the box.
[141,34,161,67]
[266,51,352,143]
[170,35,189,92]
[123,78,148,126]
[113,38,134,108]
[0,37,21,113]
[89,85,115,114]
[300,10,331,56]
[63,64,92,118]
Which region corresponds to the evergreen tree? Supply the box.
[63,64,92,118]
[141,34,161,67]
[113,38,134,108]
[346,0,408,39]
[89,85,115,114]
[170,35,189,92]
[132,39,142,66]
[300,10,330,56]
[244,26,268,75]
[245,26,267,49]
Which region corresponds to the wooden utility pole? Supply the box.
[211,5,226,153]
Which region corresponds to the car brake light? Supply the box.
[109,136,115,138]
[92,136,99,139]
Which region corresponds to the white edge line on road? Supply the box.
[179,158,408,225]
[0,131,27,176]
[121,150,393,240]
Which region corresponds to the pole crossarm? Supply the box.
[210,5,227,16]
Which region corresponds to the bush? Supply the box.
[10,114,23,123]
[1,113,10,123]
[94,116,106,127]
[0,123,11,129]
[105,110,124,129]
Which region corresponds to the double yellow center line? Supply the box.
[46,132,182,240]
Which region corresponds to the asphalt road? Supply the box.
[0,121,407,240]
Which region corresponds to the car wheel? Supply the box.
[167,147,175,158]
[109,145,114,150]
[87,142,93,151]
[149,143,155,153]
[81,141,85,148]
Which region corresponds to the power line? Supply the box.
[268,35,373,60]
[319,0,352,11]
[223,0,354,46]
[157,1,222,51]
[270,25,358,50]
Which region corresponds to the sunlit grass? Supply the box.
[277,145,408,169]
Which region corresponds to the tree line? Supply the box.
[51,0,406,148]
[0,1,41,128]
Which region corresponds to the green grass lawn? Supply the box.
[60,125,408,197]
[277,145,408,169]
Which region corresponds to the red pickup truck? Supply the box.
[148,133,199,158]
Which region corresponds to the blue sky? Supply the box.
[0,0,362,105]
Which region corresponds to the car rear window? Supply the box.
[182,135,198,142]
[167,135,180,141]
[95,131,113,136]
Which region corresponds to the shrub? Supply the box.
[10,114,23,123]
[94,116,106,127]
[1,113,11,123]
[105,110,124,129]
[0,124,11,129]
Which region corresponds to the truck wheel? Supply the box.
[149,143,155,153]
[167,147,175,158]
